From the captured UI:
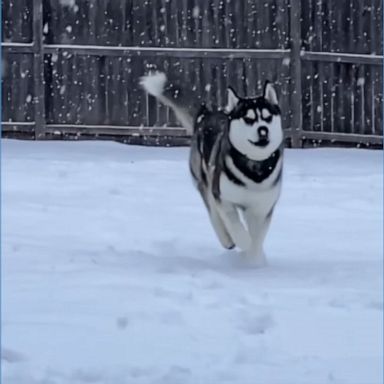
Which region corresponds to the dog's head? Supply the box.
[225,82,283,160]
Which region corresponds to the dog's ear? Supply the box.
[263,81,278,105]
[225,87,240,113]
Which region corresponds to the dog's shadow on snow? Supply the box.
[153,241,247,272]
[103,240,346,284]
[104,240,269,276]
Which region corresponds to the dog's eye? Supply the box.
[261,108,273,123]
[243,117,254,125]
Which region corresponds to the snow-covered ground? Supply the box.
[2,139,383,384]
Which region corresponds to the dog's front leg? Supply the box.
[217,202,251,251]
[242,210,273,266]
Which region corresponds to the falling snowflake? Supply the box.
[357,77,365,86]
[59,0,76,8]
[192,6,200,18]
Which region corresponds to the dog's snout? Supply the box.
[258,126,269,138]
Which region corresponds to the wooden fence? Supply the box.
[2,0,383,147]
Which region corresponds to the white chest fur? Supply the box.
[219,157,283,215]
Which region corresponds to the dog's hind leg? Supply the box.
[206,194,235,249]
[198,185,234,249]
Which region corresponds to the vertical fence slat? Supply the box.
[374,65,383,135]
[327,0,335,133]
[289,0,302,147]
[33,0,45,138]
[336,63,345,133]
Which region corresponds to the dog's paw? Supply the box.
[241,249,268,268]
[233,230,252,251]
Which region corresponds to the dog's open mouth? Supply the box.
[248,138,270,147]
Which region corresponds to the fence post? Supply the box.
[289,0,303,147]
[33,0,45,139]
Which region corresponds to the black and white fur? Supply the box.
[140,72,284,266]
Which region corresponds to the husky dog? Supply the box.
[140,72,284,266]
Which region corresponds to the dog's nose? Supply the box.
[258,126,269,138]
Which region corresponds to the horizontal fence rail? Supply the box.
[2,0,383,147]
[301,51,384,66]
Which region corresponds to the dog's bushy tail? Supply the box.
[140,72,198,135]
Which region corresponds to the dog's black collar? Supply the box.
[229,145,281,183]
